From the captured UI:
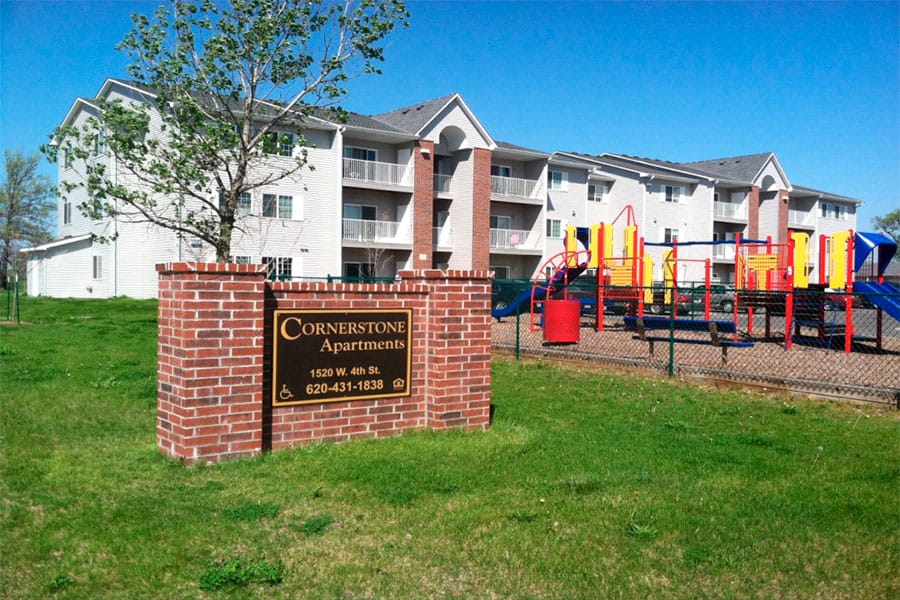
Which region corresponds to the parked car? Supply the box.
[647,289,693,315]
[823,289,863,311]
[690,284,737,313]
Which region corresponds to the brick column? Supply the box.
[404,269,493,430]
[413,140,435,269]
[748,185,760,240]
[472,148,492,271]
[156,262,266,464]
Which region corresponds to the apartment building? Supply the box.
[23,80,860,297]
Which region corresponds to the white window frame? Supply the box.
[549,170,568,191]
[546,218,562,238]
[238,192,252,216]
[588,183,606,202]
[343,204,377,221]
[343,146,377,161]
[264,131,294,157]
[490,215,511,229]
[663,227,680,243]
[262,256,293,281]
[230,256,252,264]
[63,200,72,225]
[491,164,512,178]
[94,131,105,156]
[262,193,294,219]
[664,185,681,203]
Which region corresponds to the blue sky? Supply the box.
[2,0,898,228]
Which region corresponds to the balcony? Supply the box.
[490,228,541,251]
[433,226,452,248]
[433,173,452,196]
[713,201,747,221]
[788,209,816,229]
[712,245,736,261]
[342,218,409,245]
[490,175,544,203]
[343,158,412,189]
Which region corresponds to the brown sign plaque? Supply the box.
[272,309,412,407]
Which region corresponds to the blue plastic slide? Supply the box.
[854,280,900,322]
[492,264,587,319]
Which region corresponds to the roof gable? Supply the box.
[679,152,791,189]
[372,94,495,149]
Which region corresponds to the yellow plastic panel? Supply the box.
[623,225,637,258]
[565,226,579,267]
[588,224,602,268]
[790,231,810,289]
[830,231,850,289]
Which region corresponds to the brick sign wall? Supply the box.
[156,263,492,464]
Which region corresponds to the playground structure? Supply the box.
[491,205,900,355]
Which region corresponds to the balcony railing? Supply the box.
[712,245,736,260]
[490,175,543,200]
[433,174,452,194]
[342,218,407,243]
[490,228,536,249]
[713,201,746,220]
[343,158,412,187]
[788,209,816,228]
[433,226,452,247]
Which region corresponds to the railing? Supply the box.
[490,228,535,249]
[342,158,412,187]
[433,174,452,194]
[433,226,452,247]
[491,175,543,200]
[712,245,736,260]
[342,218,406,242]
[713,202,746,220]
[788,209,815,227]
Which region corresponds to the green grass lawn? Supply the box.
[2,297,898,599]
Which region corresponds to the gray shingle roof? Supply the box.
[599,153,707,180]
[371,94,458,135]
[791,184,860,204]
[679,152,774,183]
[495,140,549,155]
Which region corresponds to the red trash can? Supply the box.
[543,299,581,344]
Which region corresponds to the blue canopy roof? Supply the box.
[854,232,897,276]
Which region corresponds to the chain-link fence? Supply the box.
[491,279,900,406]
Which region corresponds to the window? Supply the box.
[94,131,105,156]
[820,203,829,218]
[92,256,102,279]
[344,262,375,279]
[714,192,720,203]
[664,228,680,243]
[546,218,562,238]
[491,266,510,279]
[218,191,252,216]
[262,194,293,219]
[548,171,568,191]
[63,149,72,169]
[262,256,292,281]
[490,215,511,229]
[343,204,377,220]
[238,192,252,216]
[63,200,72,225]
[230,256,252,264]
[343,146,377,161]
[490,165,511,178]
[263,131,294,156]
[588,184,605,202]
[665,185,681,203]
